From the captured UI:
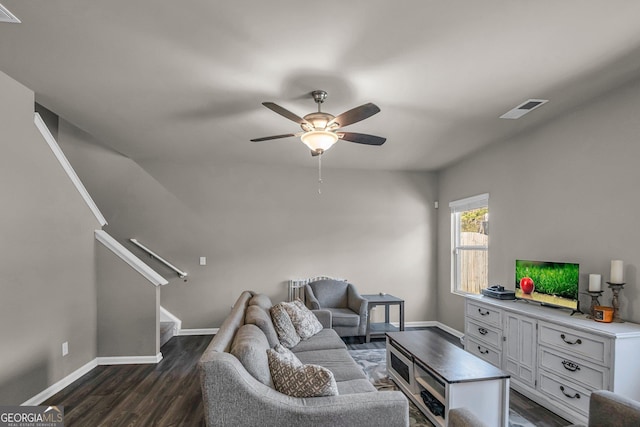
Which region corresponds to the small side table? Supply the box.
[362,294,405,342]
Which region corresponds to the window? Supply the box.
[450,194,489,295]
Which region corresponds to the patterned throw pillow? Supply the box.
[270,303,301,348]
[283,299,324,340]
[267,344,338,398]
[271,343,302,366]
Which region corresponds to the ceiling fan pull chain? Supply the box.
[318,153,322,194]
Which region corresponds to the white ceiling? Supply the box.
[2,1,640,171]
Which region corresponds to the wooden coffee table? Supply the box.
[386,330,510,427]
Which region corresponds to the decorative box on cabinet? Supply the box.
[464,295,640,425]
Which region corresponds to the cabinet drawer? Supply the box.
[539,347,608,391]
[466,319,502,349]
[538,322,609,365]
[539,371,591,416]
[466,301,501,327]
[466,338,501,368]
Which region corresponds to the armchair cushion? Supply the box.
[328,308,360,327]
[308,280,349,308]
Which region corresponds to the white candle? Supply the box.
[589,274,601,292]
[610,260,624,284]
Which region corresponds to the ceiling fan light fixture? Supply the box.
[301,130,339,152]
[303,112,335,131]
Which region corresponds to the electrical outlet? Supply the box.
[199,256,207,266]
[62,341,69,356]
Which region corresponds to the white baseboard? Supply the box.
[176,328,218,336]
[23,352,165,405]
[21,319,456,406]
[22,359,98,406]
[160,307,216,336]
[97,352,163,365]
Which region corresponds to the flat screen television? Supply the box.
[515,260,579,310]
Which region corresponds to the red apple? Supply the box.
[520,277,535,294]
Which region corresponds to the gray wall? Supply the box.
[0,71,98,404]
[56,123,438,328]
[437,76,640,331]
[96,240,159,358]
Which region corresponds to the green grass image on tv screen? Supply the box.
[515,262,579,300]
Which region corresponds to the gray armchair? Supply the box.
[305,279,368,339]
[584,390,640,427]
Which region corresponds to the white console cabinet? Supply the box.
[464,295,640,424]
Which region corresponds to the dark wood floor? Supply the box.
[44,336,210,426]
[45,327,569,426]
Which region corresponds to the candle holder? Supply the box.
[606,282,625,323]
[585,291,603,319]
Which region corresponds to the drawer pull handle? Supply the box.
[478,308,490,316]
[560,385,580,399]
[477,346,489,355]
[562,360,581,372]
[478,327,488,335]
[560,334,582,345]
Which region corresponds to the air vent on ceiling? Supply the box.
[500,99,548,119]
[0,3,21,23]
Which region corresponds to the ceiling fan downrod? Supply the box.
[311,90,328,112]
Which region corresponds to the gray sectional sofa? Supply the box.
[198,291,409,426]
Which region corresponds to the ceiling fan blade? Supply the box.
[339,132,386,146]
[262,102,310,126]
[328,103,381,128]
[250,133,297,142]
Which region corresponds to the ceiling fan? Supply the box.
[250,90,386,156]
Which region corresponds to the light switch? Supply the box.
[199,257,207,266]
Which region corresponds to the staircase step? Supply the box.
[160,321,175,347]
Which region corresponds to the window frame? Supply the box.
[450,193,489,296]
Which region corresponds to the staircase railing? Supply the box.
[130,238,188,279]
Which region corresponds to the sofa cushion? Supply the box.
[291,328,346,353]
[329,308,360,327]
[230,324,273,387]
[270,303,301,348]
[245,305,279,347]
[267,345,338,398]
[336,379,377,395]
[283,299,324,340]
[295,348,367,382]
[248,293,273,310]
